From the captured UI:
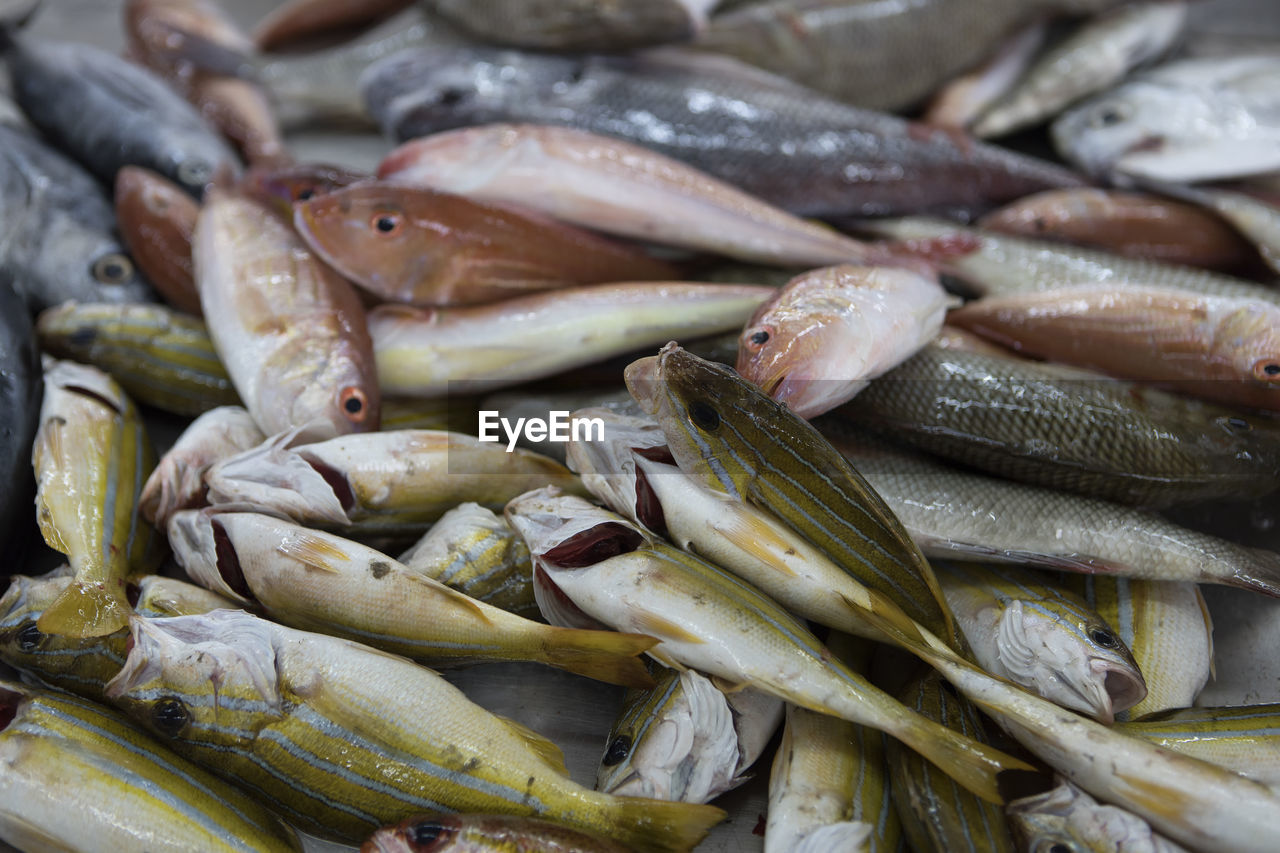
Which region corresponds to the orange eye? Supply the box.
[1254,359,1280,382]
[338,386,370,423]
[370,211,403,236]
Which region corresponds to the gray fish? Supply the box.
[426,0,714,51]
[5,35,240,196]
[0,277,40,559]
[361,46,1084,218]
[0,123,155,312]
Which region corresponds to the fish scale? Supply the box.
[1116,704,1280,784]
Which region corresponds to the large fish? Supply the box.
[105,610,726,849]
[114,166,202,315]
[361,46,1084,219]
[425,0,713,51]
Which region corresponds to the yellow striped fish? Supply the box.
[1116,704,1280,786]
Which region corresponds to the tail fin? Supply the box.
[898,710,1033,804]
[539,627,660,689]
[36,581,132,638]
[607,796,726,853]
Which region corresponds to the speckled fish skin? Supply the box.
[5,35,240,197]
[0,680,301,853]
[115,166,202,315]
[0,123,155,313]
[36,301,240,417]
[104,610,726,849]
[361,46,1084,219]
[1007,779,1191,853]
[737,264,953,419]
[1052,55,1280,184]
[378,124,873,267]
[253,0,415,50]
[426,0,709,51]
[1114,705,1280,786]
[194,191,379,436]
[33,359,158,639]
[974,1,1188,138]
[361,813,633,853]
[0,278,41,556]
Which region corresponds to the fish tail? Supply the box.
[35,580,132,638]
[1231,547,1280,597]
[539,627,660,688]
[605,796,727,853]
[895,713,1032,804]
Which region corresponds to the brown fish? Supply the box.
[240,162,369,219]
[293,183,679,307]
[253,0,416,51]
[114,166,202,316]
[361,813,630,853]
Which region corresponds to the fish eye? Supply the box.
[1254,359,1280,381]
[407,820,453,847]
[687,400,721,431]
[1089,629,1119,649]
[744,327,771,350]
[338,386,368,422]
[437,87,468,107]
[1044,844,1074,853]
[177,159,213,187]
[602,733,633,766]
[16,622,42,653]
[1091,103,1131,129]
[296,188,315,201]
[151,696,191,737]
[1225,416,1253,433]
[91,253,135,285]
[371,212,403,236]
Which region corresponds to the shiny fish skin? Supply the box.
[105,610,726,849]
[1148,181,1280,274]
[361,46,1084,219]
[426,0,709,51]
[253,0,415,50]
[114,166,202,315]
[378,124,873,267]
[1007,779,1191,853]
[361,813,632,853]
[1114,705,1280,785]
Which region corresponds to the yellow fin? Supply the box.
[399,571,493,626]
[540,627,659,688]
[710,675,753,695]
[711,510,798,578]
[609,796,726,853]
[36,581,131,638]
[275,530,351,573]
[496,714,568,776]
[633,611,705,645]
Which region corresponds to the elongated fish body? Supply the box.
[378,124,872,267]
[205,429,585,537]
[168,509,657,686]
[923,19,1049,130]
[369,283,770,397]
[1007,779,1190,853]
[1114,705,1280,785]
[1066,577,1212,719]
[1151,182,1280,274]
[824,435,1280,599]
[397,503,538,620]
[6,36,239,196]
[935,562,1145,723]
[426,0,708,51]
[974,2,1187,138]
[0,279,40,556]
[887,673,1015,853]
[1053,54,1280,184]
[738,264,953,419]
[361,47,1083,219]
[0,680,300,852]
[622,343,961,648]
[115,166,202,315]
[33,360,158,638]
[140,406,264,528]
[363,813,632,853]
[837,342,1280,508]
[105,610,725,849]
[0,124,155,313]
[194,191,379,435]
[598,663,782,803]
[507,490,1030,804]
[36,301,240,417]
[294,183,678,308]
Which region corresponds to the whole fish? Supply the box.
[1147,181,1280,274]
[397,503,538,620]
[923,19,1049,129]
[205,429,586,537]
[253,0,415,50]
[977,189,1259,272]
[0,680,300,852]
[1115,705,1280,785]
[936,561,1146,723]
[139,405,265,528]
[33,359,158,638]
[368,283,770,397]
[36,301,240,416]
[241,161,368,218]
[0,123,155,312]
[1052,55,1280,184]
[169,508,658,685]
[114,166,202,315]
[5,35,240,196]
[361,814,631,853]
[1007,779,1191,853]
[0,278,40,557]
[293,182,679,307]
[598,663,783,803]
[425,0,712,51]
[506,489,1030,804]
[834,341,1280,508]
[361,46,1084,219]
[974,1,1188,138]
[195,191,379,436]
[378,124,874,267]
[105,610,726,849]
[737,264,953,419]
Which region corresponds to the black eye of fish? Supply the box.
[750,330,769,346]
[372,213,402,235]
[91,254,135,285]
[151,697,191,737]
[688,401,720,431]
[16,623,42,653]
[1089,629,1119,649]
[1094,105,1128,128]
[1047,844,1073,853]
[437,87,467,107]
[1227,416,1253,432]
[296,188,315,201]
[603,734,632,766]
[1265,364,1280,376]
[408,820,452,846]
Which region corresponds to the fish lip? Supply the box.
[624,353,665,415]
[103,616,167,700]
[1095,659,1148,716]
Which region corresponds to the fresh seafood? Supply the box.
[105,610,726,848]
[293,182,678,307]
[1149,181,1280,273]
[194,191,380,436]
[737,264,953,419]
[0,278,40,554]
[36,301,240,416]
[253,0,415,50]
[362,46,1084,219]
[1115,705,1280,785]
[378,124,873,267]
[425,0,713,51]
[241,161,368,218]
[114,166,202,315]
[361,814,631,853]
[924,19,1049,129]
[368,283,769,397]
[1007,779,1190,853]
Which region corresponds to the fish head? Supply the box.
[1009,778,1174,853]
[1214,305,1280,385]
[240,163,369,220]
[167,509,256,605]
[1052,82,1199,183]
[737,295,852,419]
[0,570,64,668]
[43,212,155,307]
[360,815,470,853]
[202,430,354,525]
[564,406,670,531]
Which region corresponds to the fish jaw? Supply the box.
[564,407,668,530]
[203,430,353,526]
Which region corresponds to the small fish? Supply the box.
[378,124,873,267]
[936,561,1146,723]
[1115,705,1280,786]
[425,0,711,51]
[105,609,726,848]
[114,166,202,315]
[195,191,379,435]
[924,18,1049,129]
[737,264,953,419]
[368,283,770,397]
[241,161,369,218]
[293,182,679,308]
[1007,778,1191,853]
[362,813,631,853]
[253,0,415,50]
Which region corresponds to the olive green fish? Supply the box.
[1115,705,1280,785]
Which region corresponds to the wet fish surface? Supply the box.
[114,166,202,315]
[425,0,711,51]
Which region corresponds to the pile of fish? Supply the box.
[4,0,1280,850]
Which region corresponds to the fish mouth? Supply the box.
[104,617,169,700]
[624,353,665,415]
[1095,660,1147,716]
